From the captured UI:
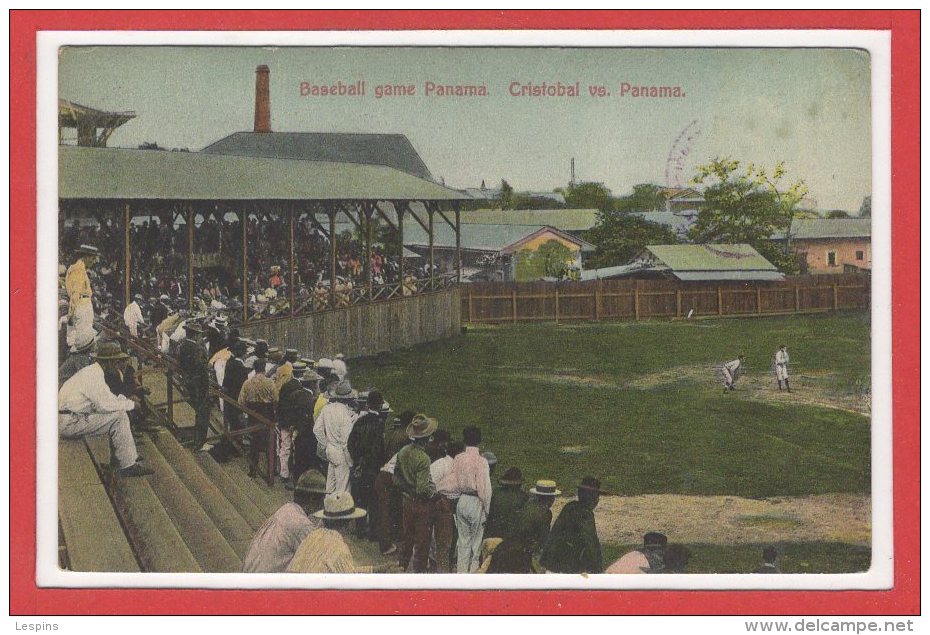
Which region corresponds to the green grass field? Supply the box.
[353,311,871,499]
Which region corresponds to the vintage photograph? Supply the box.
[52,42,876,583]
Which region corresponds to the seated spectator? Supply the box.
[605,532,668,574]
[485,466,529,541]
[539,476,603,574]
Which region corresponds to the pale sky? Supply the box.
[59,46,871,211]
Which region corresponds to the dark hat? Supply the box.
[254,339,269,351]
[327,380,357,399]
[578,476,602,493]
[75,244,100,256]
[406,414,439,439]
[184,319,205,334]
[284,348,300,360]
[294,469,328,495]
[229,340,248,356]
[92,340,129,361]
[498,467,524,486]
[644,532,668,549]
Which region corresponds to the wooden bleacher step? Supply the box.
[193,452,268,532]
[220,456,292,518]
[148,429,255,559]
[135,434,242,572]
[84,436,202,573]
[58,439,139,572]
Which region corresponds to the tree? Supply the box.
[613,183,667,213]
[558,181,612,210]
[858,195,871,218]
[584,211,681,269]
[689,158,808,273]
[826,210,850,219]
[514,239,576,280]
[496,179,515,209]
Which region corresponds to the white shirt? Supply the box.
[381,452,399,475]
[123,301,144,332]
[313,401,358,467]
[605,550,651,574]
[430,455,457,498]
[169,321,187,342]
[332,358,348,380]
[242,502,320,573]
[775,349,789,365]
[724,358,742,373]
[59,363,135,415]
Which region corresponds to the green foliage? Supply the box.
[514,239,576,281]
[858,195,871,218]
[558,181,612,210]
[612,183,668,213]
[826,210,850,219]
[585,211,681,269]
[352,312,871,500]
[690,158,808,274]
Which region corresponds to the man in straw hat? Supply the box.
[243,469,327,573]
[485,466,529,542]
[517,478,561,563]
[347,390,387,540]
[64,244,100,347]
[58,341,153,477]
[177,320,212,452]
[313,379,359,495]
[393,413,438,572]
[606,531,668,574]
[286,492,398,573]
[58,328,97,387]
[540,476,603,574]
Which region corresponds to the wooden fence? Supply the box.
[240,286,461,358]
[462,274,870,324]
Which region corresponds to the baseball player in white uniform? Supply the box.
[774,345,791,392]
[722,354,745,392]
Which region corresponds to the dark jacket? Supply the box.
[277,380,313,430]
[178,339,210,402]
[486,537,536,574]
[347,411,385,477]
[222,357,249,399]
[485,484,529,540]
[149,302,169,330]
[539,500,602,574]
[517,497,553,554]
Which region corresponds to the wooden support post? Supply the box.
[512,290,518,324]
[756,287,763,314]
[594,283,601,321]
[634,286,641,320]
[454,202,462,283]
[329,210,337,309]
[123,202,131,309]
[554,288,560,324]
[794,285,801,312]
[676,289,682,318]
[241,209,248,323]
[364,205,373,301]
[428,206,435,291]
[398,204,406,285]
[832,282,839,310]
[717,287,724,316]
[468,290,474,323]
[187,207,194,311]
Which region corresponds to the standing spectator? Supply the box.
[58,341,152,477]
[332,353,348,380]
[65,244,100,347]
[485,467,529,541]
[755,546,782,573]
[178,321,212,451]
[123,294,146,338]
[275,362,310,487]
[58,328,97,387]
[347,391,386,540]
[384,410,415,459]
[290,374,324,487]
[393,414,438,572]
[606,531,668,574]
[374,451,402,556]
[149,295,170,334]
[540,476,603,574]
[313,380,359,495]
[446,426,492,573]
[239,358,276,477]
[210,339,249,463]
[517,479,559,564]
[242,469,326,573]
[430,435,463,573]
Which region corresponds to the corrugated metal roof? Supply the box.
[673,270,784,282]
[405,223,592,253]
[788,218,871,239]
[460,209,598,231]
[631,210,697,238]
[580,263,645,280]
[645,244,779,272]
[201,131,433,180]
[58,146,468,201]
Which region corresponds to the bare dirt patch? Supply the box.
[551,493,870,546]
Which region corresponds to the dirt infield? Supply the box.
[552,493,871,546]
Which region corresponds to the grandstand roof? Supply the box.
[201,131,434,181]
[59,99,136,129]
[58,146,468,202]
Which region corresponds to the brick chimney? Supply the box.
[254,65,271,133]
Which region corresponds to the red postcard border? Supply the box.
[9,10,919,616]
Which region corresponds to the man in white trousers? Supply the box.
[722,354,745,392]
[445,425,492,573]
[774,345,791,392]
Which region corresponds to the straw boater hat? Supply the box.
[92,341,129,361]
[75,244,100,257]
[70,328,98,354]
[291,361,308,377]
[529,479,562,496]
[482,451,498,469]
[316,357,334,370]
[406,414,439,439]
[312,491,367,521]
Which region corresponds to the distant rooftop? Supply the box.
[786,218,871,240]
[460,209,598,232]
[202,131,434,181]
[405,223,593,253]
[635,243,784,281]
